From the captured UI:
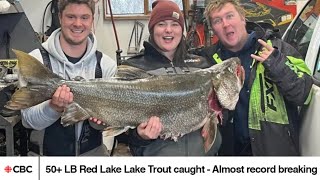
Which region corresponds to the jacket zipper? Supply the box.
[259,73,265,113]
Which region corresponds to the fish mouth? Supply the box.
[208,89,223,123]
[236,65,245,86]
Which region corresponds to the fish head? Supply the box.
[208,57,244,110]
[201,57,244,152]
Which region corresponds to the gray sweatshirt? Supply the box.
[21,28,117,139]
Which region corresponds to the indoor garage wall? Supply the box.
[19,0,309,60]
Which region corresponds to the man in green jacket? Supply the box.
[198,0,313,155]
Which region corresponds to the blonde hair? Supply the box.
[204,0,245,26]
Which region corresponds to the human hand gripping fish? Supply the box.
[50,84,74,113]
[6,50,244,153]
[90,116,162,140]
[136,116,163,140]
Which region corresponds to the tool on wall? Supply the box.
[186,0,215,53]
[127,21,144,55]
[107,0,122,66]
[182,0,188,32]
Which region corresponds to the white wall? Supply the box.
[19,0,150,60]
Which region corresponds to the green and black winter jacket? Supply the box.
[198,32,313,156]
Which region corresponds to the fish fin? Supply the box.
[104,126,133,137]
[61,102,90,126]
[115,65,154,80]
[12,49,62,82]
[201,114,218,153]
[6,85,53,110]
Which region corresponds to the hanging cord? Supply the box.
[8,0,19,13]
[41,1,52,42]
[107,0,122,65]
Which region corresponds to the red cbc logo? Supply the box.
[4,166,12,173]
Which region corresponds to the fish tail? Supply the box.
[5,49,61,110]
[5,85,54,110]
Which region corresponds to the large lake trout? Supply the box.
[6,50,244,152]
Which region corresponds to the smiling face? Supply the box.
[209,3,248,52]
[152,20,183,59]
[59,3,93,46]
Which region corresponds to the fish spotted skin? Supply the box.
[6,50,244,152]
